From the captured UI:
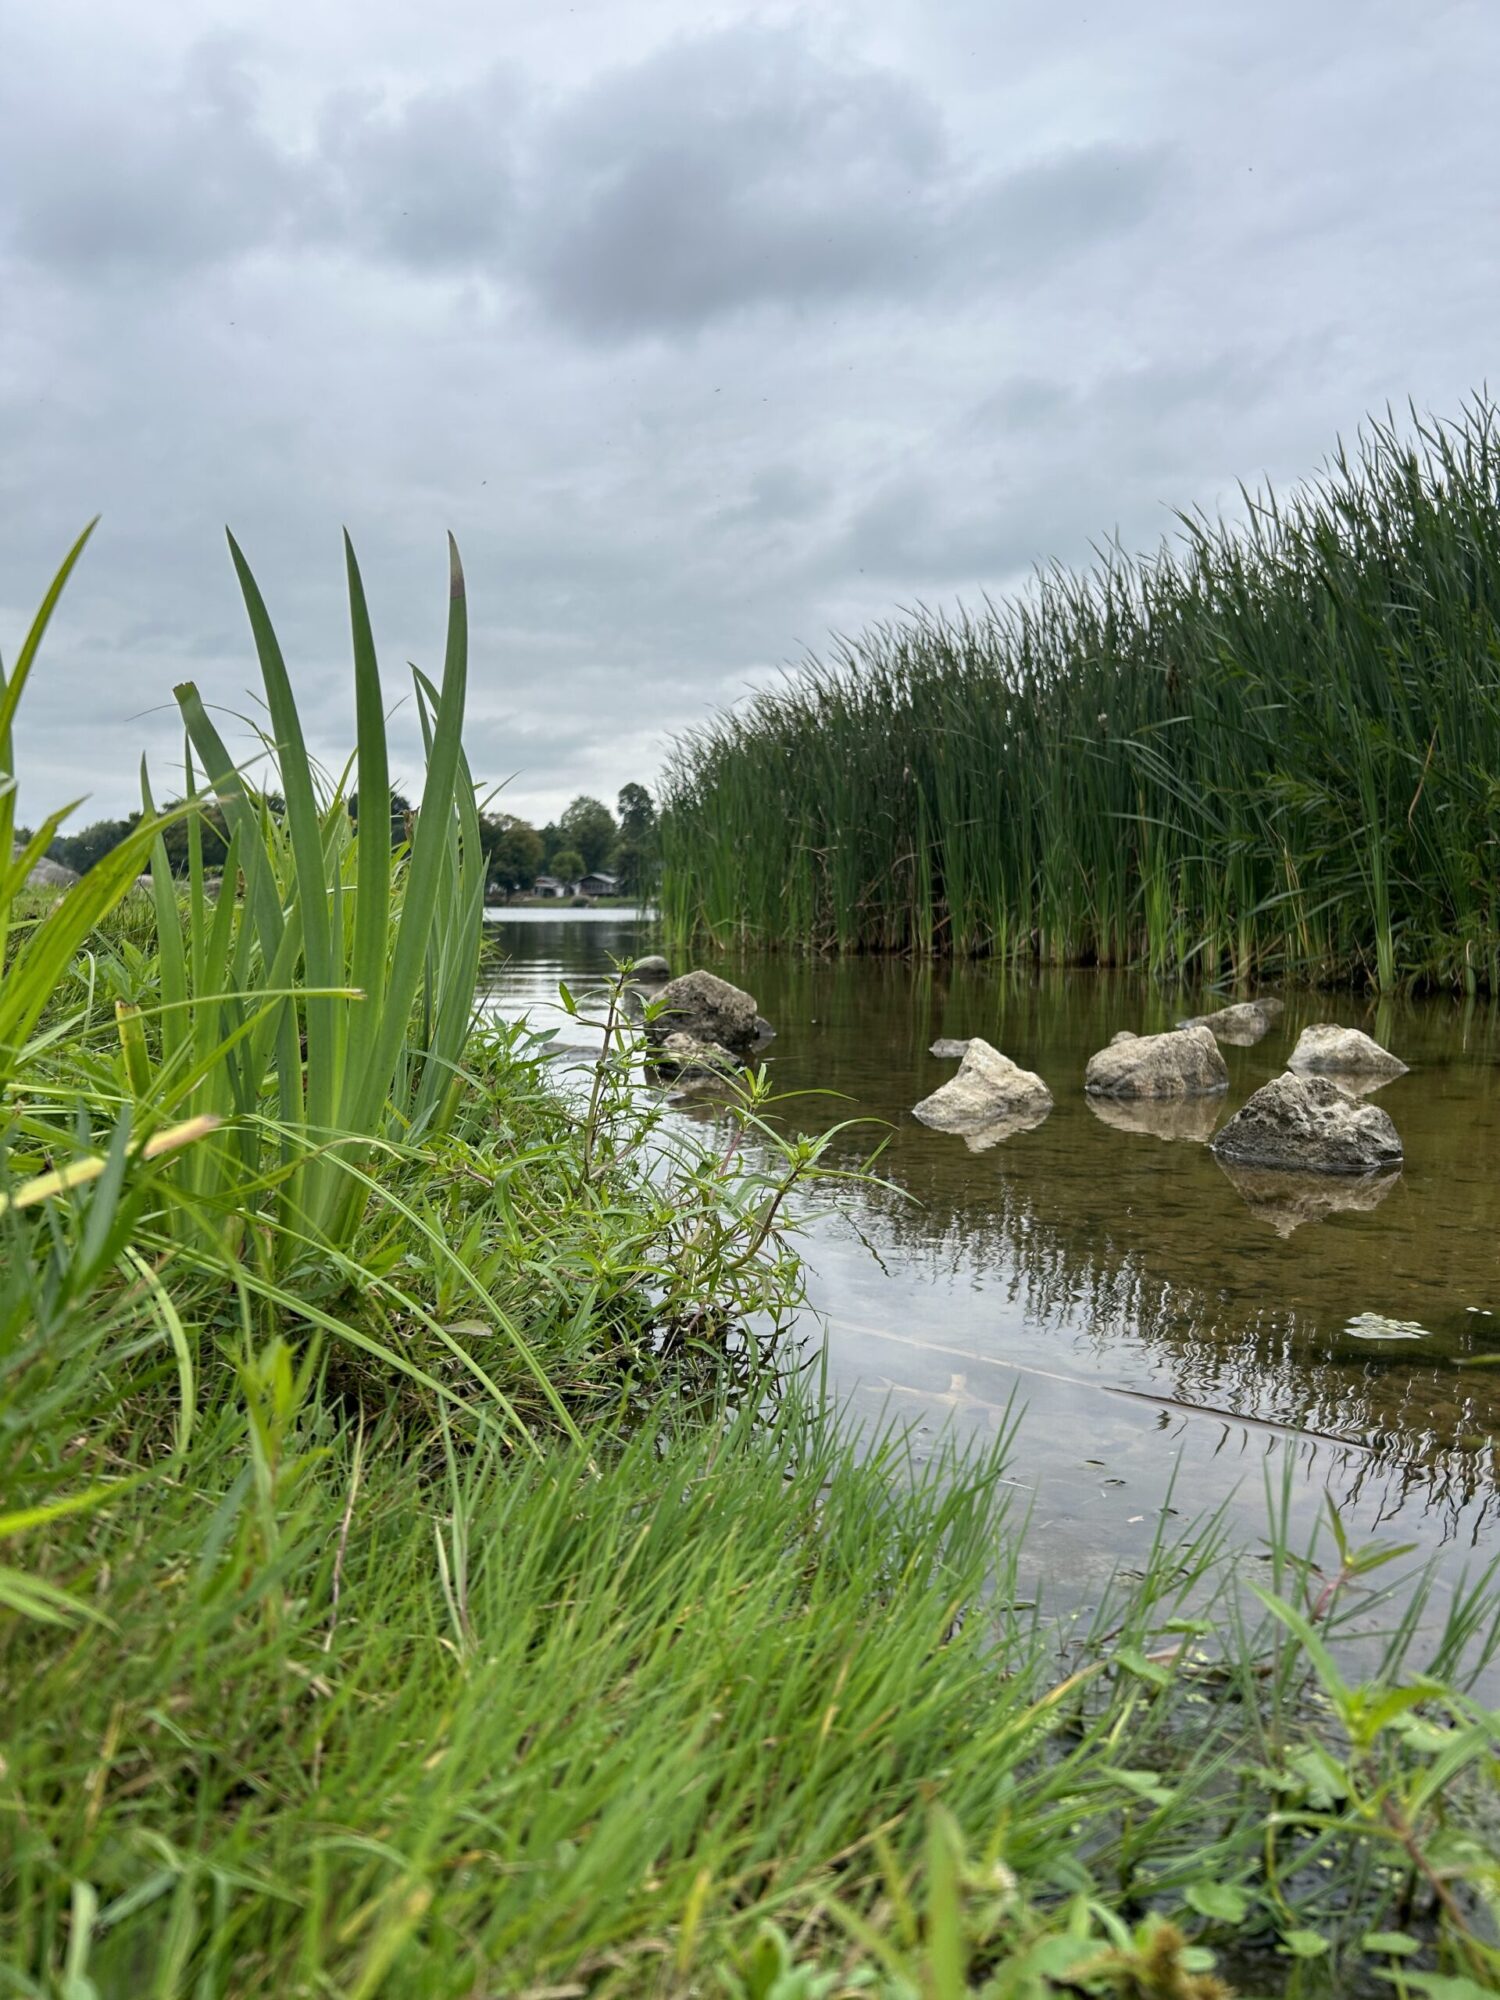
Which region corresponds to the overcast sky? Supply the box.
[3,0,1497,828]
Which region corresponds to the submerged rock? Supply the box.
[1176,999,1282,1046]
[1211,1071,1402,1174]
[648,1031,741,1081]
[1216,1157,1402,1236]
[630,954,672,981]
[1083,1025,1228,1100]
[1289,1023,1407,1080]
[930,1037,974,1059]
[644,970,763,1057]
[1086,1093,1222,1145]
[913,1038,1052,1136]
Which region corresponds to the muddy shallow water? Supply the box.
[481,911,1500,1619]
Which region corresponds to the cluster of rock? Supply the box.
[622,960,1410,1213]
[913,999,1410,1189]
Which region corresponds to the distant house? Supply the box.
[532,874,567,899]
[578,871,618,899]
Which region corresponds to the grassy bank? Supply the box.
[4,532,1500,1997]
[660,397,1500,992]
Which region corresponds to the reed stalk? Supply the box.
[662,396,1500,991]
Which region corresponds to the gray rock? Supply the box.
[1086,1094,1222,1144]
[648,1031,741,1081]
[930,1037,974,1059]
[1215,1157,1402,1236]
[1083,1025,1229,1100]
[1109,1030,1139,1045]
[1175,999,1281,1046]
[751,1014,776,1049]
[913,1038,1051,1135]
[1288,1024,1407,1079]
[22,854,79,890]
[630,954,672,982]
[643,970,762,1057]
[1211,1071,1403,1174]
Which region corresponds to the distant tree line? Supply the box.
[42,783,659,901]
[481,785,659,898]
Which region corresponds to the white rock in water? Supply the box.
[1083,1025,1228,1100]
[913,1038,1052,1135]
[1288,1024,1407,1078]
[929,1037,974,1059]
[1211,1071,1403,1174]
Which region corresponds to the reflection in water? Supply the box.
[1215,1158,1403,1236]
[1086,1093,1223,1144]
[1297,1067,1399,1099]
[480,916,1500,1594]
[951,1103,1053,1152]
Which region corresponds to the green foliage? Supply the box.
[346,785,412,849]
[559,790,618,872]
[662,395,1500,992]
[616,779,659,899]
[549,843,585,883]
[5,1346,1500,1995]
[5,522,1500,2000]
[128,528,485,1266]
[479,809,544,892]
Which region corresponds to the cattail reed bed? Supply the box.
[661,397,1500,992]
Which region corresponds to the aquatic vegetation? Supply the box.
[661,396,1500,992]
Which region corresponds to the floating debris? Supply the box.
[1345,1311,1430,1341]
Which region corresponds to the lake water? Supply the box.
[480,910,1500,1619]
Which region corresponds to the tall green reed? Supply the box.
[662,396,1500,992]
[119,531,485,1263]
[0,524,172,1076]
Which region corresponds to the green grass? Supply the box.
[660,395,1500,993]
[3,529,1500,1998]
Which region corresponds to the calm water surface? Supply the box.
[481,910,1500,1612]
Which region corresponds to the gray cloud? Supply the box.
[514,28,975,334]
[1,25,1165,334]
[3,0,1499,830]
[316,71,520,269]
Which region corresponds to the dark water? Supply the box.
[480,911,1500,1613]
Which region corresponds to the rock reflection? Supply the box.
[1216,1158,1403,1236]
[1315,1070,1397,1099]
[955,1103,1053,1152]
[1086,1094,1222,1144]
